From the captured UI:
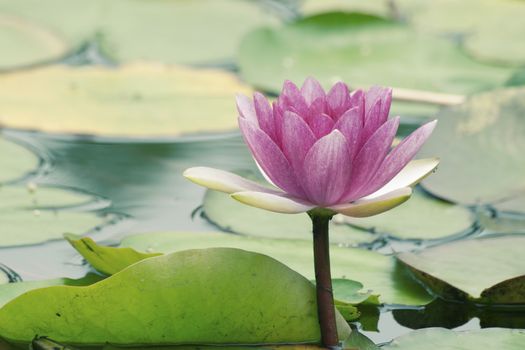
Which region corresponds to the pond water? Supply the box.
[2,128,524,346]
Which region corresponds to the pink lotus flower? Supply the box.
[184,78,438,217]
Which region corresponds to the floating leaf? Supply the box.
[203,190,375,246]
[0,185,100,210]
[0,274,102,308]
[0,14,68,70]
[0,248,351,344]
[0,0,278,66]
[0,186,114,247]
[335,189,474,240]
[97,0,279,65]
[238,13,511,101]
[121,231,432,306]
[65,234,161,275]
[420,88,525,212]
[0,137,38,183]
[332,279,379,305]
[477,211,525,234]
[398,235,525,304]
[383,328,525,350]
[399,0,525,66]
[0,64,252,137]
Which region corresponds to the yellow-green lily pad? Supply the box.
[419,88,525,212]
[398,235,525,304]
[335,189,474,240]
[0,248,351,344]
[120,231,432,306]
[0,64,252,137]
[0,137,38,183]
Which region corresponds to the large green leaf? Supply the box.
[238,12,511,98]
[398,235,525,304]
[334,189,474,240]
[419,88,525,212]
[121,231,432,305]
[0,248,351,344]
[0,64,252,137]
[383,328,525,350]
[0,274,102,308]
[0,14,68,70]
[0,137,38,183]
[203,190,375,246]
[0,185,113,247]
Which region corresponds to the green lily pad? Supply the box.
[121,231,432,306]
[0,185,113,247]
[334,189,474,240]
[399,0,525,66]
[383,328,525,350]
[0,248,351,344]
[419,88,525,212]
[0,137,38,183]
[0,185,100,210]
[65,234,161,275]
[0,14,68,70]
[343,330,379,350]
[238,12,511,96]
[203,190,375,246]
[0,274,103,308]
[493,195,525,216]
[398,235,525,304]
[0,64,252,137]
[300,0,389,18]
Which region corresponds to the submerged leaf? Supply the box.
[0,248,351,344]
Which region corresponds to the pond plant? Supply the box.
[184,78,438,348]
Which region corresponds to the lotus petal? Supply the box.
[331,187,412,217]
[231,191,315,214]
[281,111,316,175]
[301,77,326,105]
[236,94,257,124]
[302,130,352,206]
[239,118,305,197]
[183,167,279,194]
[346,116,400,200]
[253,92,276,139]
[363,120,438,196]
[367,158,439,199]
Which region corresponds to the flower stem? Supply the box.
[309,212,338,349]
